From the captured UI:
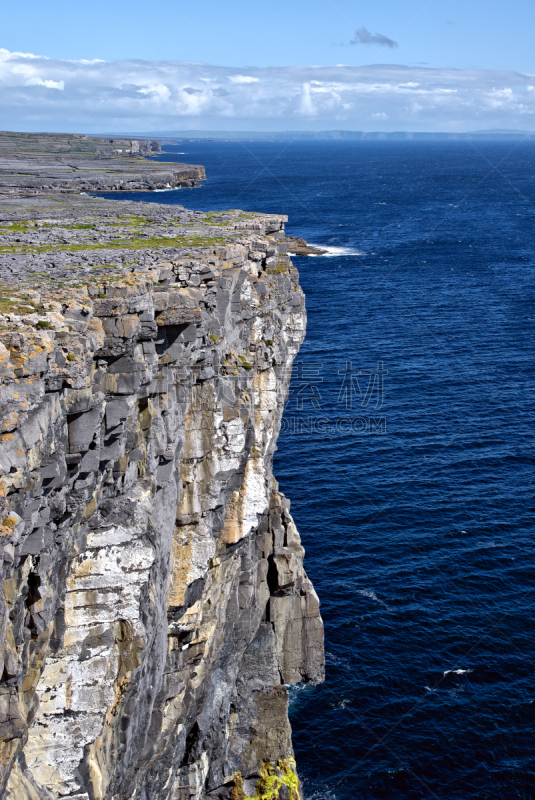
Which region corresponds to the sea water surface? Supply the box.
[103,140,535,800]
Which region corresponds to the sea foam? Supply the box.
[308,245,364,257]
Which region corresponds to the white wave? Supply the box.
[153,185,180,192]
[305,790,338,800]
[330,698,350,710]
[285,682,315,707]
[443,668,473,676]
[307,244,365,257]
[357,589,390,610]
[358,589,379,601]
[324,651,351,670]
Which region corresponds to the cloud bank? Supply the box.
[1,48,535,133]
[350,28,398,48]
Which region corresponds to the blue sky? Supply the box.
[2,0,535,132]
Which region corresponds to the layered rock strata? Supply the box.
[0,198,324,800]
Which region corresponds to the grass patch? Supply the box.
[116,215,148,224]
[0,234,226,255]
[0,223,32,234]
[238,354,253,370]
[0,284,37,315]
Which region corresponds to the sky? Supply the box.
[2,0,535,133]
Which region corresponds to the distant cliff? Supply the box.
[0,192,324,800]
[0,132,205,195]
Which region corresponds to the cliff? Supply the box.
[0,195,324,799]
[0,133,205,196]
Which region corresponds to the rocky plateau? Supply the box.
[0,133,205,196]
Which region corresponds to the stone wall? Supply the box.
[0,213,324,799]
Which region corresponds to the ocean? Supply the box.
[103,139,535,800]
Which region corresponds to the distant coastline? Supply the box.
[93,129,535,143]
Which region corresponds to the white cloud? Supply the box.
[0,47,42,61]
[1,48,535,132]
[298,83,315,116]
[228,75,258,84]
[26,77,64,90]
[137,83,171,101]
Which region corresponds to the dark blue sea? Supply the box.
[103,140,535,800]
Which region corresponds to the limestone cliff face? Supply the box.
[0,213,324,799]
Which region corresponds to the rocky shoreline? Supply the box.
[0,135,324,800]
